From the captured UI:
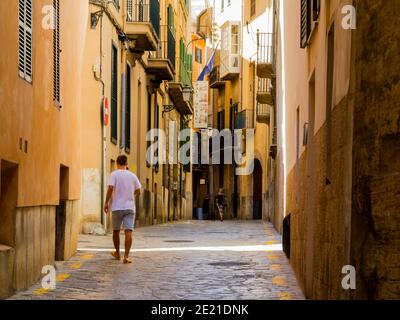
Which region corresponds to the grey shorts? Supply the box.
[112,210,136,231]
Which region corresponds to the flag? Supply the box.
[197,50,216,81]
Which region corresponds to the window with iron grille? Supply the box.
[300,0,320,48]
[53,0,61,104]
[18,0,33,83]
[111,44,118,144]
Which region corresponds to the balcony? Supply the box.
[168,60,193,115]
[257,78,274,105]
[125,0,160,52]
[209,66,226,88]
[234,109,254,130]
[257,32,274,78]
[147,25,175,82]
[256,104,271,124]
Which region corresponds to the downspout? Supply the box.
[93,12,106,227]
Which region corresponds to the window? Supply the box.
[221,0,224,12]
[228,0,231,6]
[300,0,320,48]
[53,0,60,104]
[220,21,240,78]
[111,44,118,144]
[250,0,256,17]
[18,0,33,83]
[125,64,131,152]
[195,47,202,64]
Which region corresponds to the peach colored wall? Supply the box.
[0,0,88,206]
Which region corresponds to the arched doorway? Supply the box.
[253,159,263,220]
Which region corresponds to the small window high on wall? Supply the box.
[18,0,33,83]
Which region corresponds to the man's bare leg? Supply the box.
[112,230,121,260]
[124,230,133,263]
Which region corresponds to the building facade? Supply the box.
[0,0,87,298]
[80,0,194,232]
[274,0,400,299]
[192,0,274,221]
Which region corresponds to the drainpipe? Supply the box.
[93,11,106,228]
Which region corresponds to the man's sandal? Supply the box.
[111,251,120,260]
[123,258,132,264]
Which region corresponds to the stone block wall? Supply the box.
[350,0,400,300]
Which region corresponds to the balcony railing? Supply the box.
[209,66,225,88]
[258,78,273,95]
[235,109,255,130]
[126,0,160,38]
[150,25,176,70]
[256,104,271,123]
[257,32,273,65]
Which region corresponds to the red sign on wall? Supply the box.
[103,97,109,126]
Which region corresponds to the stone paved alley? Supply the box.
[10,221,304,300]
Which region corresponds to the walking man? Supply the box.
[104,155,142,264]
[215,188,226,222]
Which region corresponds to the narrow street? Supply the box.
[10,221,304,300]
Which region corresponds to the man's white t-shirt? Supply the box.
[108,170,142,212]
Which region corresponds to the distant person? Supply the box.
[215,188,226,222]
[104,155,142,264]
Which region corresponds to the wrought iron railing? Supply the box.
[257,32,274,65]
[235,109,255,129]
[126,0,160,38]
[256,104,271,119]
[150,25,176,70]
[209,66,221,85]
[258,78,273,96]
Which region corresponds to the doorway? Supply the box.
[55,165,69,261]
[0,160,18,247]
[253,159,262,220]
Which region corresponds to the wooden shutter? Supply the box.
[111,45,118,144]
[18,0,33,82]
[125,64,131,152]
[300,0,309,48]
[18,0,26,79]
[53,0,60,102]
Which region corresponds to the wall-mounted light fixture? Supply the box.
[90,10,103,29]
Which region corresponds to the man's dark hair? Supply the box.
[117,155,128,166]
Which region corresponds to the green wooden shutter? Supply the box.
[125,64,131,152]
[111,45,118,144]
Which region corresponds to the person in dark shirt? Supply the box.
[215,188,226,222]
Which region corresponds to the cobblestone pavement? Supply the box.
[10,220,304,300]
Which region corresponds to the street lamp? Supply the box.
[182,85,193,102]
